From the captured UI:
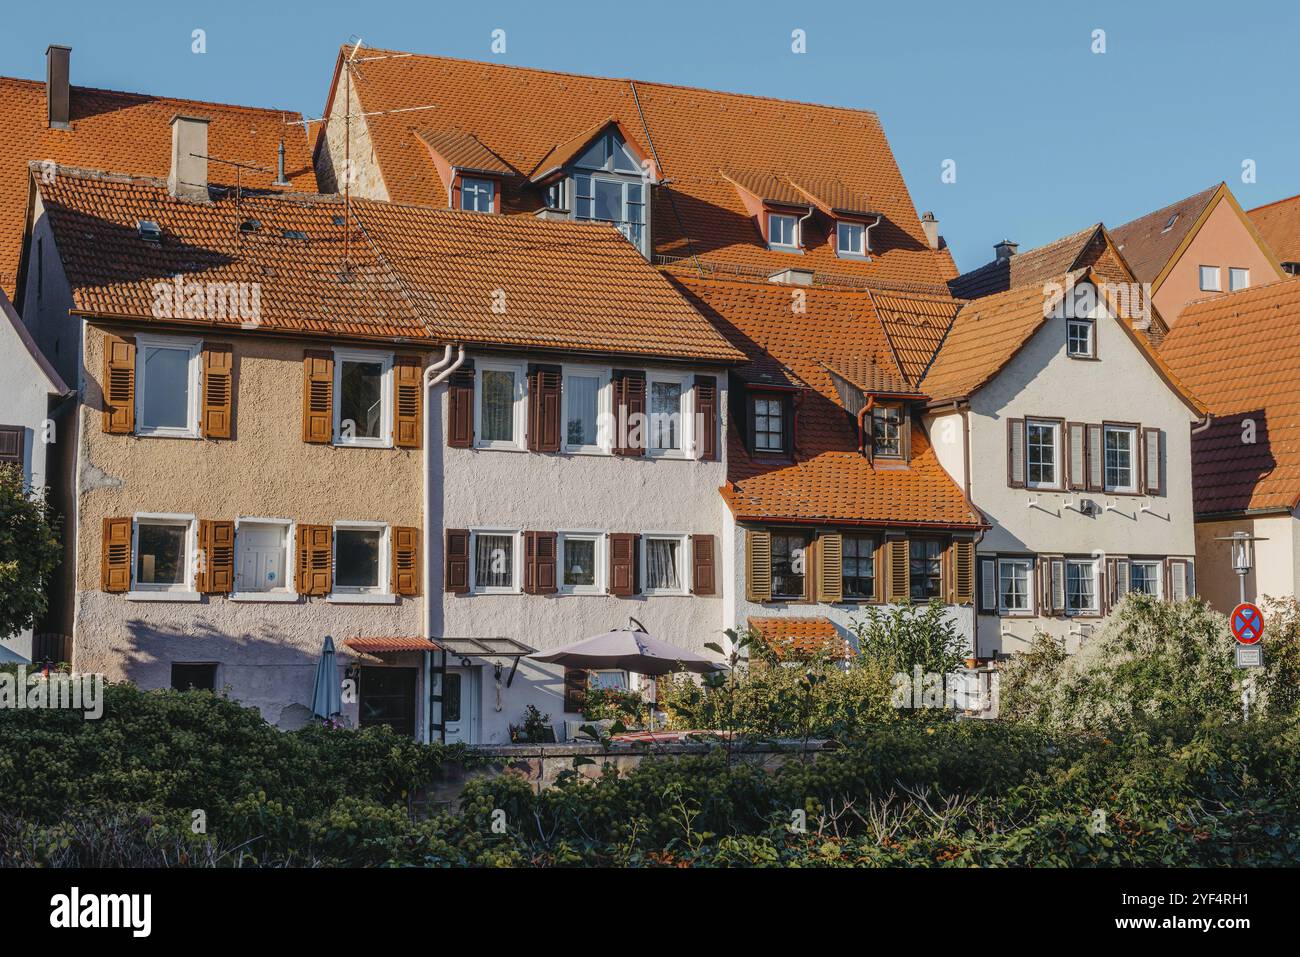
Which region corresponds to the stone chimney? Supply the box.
[994,239,1019,263]
[46,45,71,129]
[168,115,211,202]
[920,211,940,250]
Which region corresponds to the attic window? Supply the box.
[1161,213,1178,233]
[137,220,162,243]
[239,219,262,233]
[281,229,309,241]
[768,213,800,251]
[332,215,347,227]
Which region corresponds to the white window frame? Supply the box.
[1229,267,1250,292]
[646,372,693,459]
[574,173,646,252]
[469,528,523,595]
[997,558,1033,616]
[128,512,199,600]
[1128,560,1163,598]
[557,531,606,595]
[1065,559,1100,616]
[1025,419,1061,490]
[474,360,528,451]
[329,521,393,603]
[588,669,630,690]
[460,176,495,213]
[561,364,611,455]
[1199,265,1221,292]
[332,347,393,448]
[231,517,297,602]
[1066,318,1095,358]
[640,531,689,596]
[768,213,800,250]
[836,221,867,258]
[1103,424,1139,493]
[135,334,201,439]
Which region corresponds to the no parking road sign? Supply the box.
[1230,602,1264,645]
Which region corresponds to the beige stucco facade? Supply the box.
[1194,513,1300,613]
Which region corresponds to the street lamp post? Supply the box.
[1215,531,1267,605]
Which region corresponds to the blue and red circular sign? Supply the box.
[1230,603,1264,645]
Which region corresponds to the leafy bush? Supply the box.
[0,465,62,638]
[851,599,968,677]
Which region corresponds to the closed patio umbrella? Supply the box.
[532,623,723,676]
[311,635,342,720]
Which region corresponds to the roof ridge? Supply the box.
[1113,183,1221,232]
[0,74,304,120]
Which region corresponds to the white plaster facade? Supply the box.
[1194,513,1300,613]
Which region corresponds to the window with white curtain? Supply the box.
[475,361,525,450]
[472,531,518,593]
[643,534,686,594]
[563,369,605,452]
[1066,560,1098,614]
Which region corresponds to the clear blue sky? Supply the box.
[2,0,1297,271]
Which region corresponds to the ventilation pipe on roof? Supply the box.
[274,140,291,187]
[994,239,1019,263]
[46,45,71,129]
[920,211,940,251]
[168,115,211,202]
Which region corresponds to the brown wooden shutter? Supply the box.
[527,364,562,453]
[816,532,842,603]
[523,531,558,594]
[1086,424,1103,491]
[391,526,420,596]
[885,538,910,603]
[563,667,589,713]
[952,540,975,605]
[1067,422,1087,491]
[296,524,332,596]
[0,426,24,466]
[1007,418,1025,488]
[393,355,422,449]
[694,375,719,461]
[1167,558,1189,602]
[302,350,333,443]
[609,532,639,596]
[444,528,470,594]
[979,557,997,613]
[101,517,132,592]
[197,520,235,594]
[103,334,135,434]
[745,529,771,602]
[691,533,716,595]
[1142,428,1162,495]
[447,361,475,448]
[612,370,646,456]
[201,343,233,439]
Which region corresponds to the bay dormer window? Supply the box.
[568,128,649,255]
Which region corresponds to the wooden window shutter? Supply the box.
[691,533,716,595]
[1067,422,1087,491]
[885,538,909,603]
[608,532,639,596]
[694,375,719,461]
[526,364,563,453]
[101,517,132,592]
[201,343,233,439]
[1168,559,1188,602]
[0,426,24,466]
[447,360,476,449]
[1045,558,1065,615]
[816,532,842,603]
[103,334,136,434]
[1142,428,1162,495]
[612,370,646,456]
[296,524,332,596]
[1086,424,1104,491]
[563,667,589,713]
[979,557,997,613]
[393,356,422,449]
[391,526,420,596]
[745,529,772,602]
[1112,558,1129,605]
[1007,418,1025,488]
[523,531,558,594]
[197,520,235,594]
[302,350,334,444]
[952,540,975,605]
[444,528,470,594]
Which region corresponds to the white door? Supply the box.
[438,667,479,744]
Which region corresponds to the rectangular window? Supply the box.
[135,516,194,592]
[136,335,200,438]
[1066,560,1098,614]
[1229,267,1250,292]
[998,558,1032,614]
[648,376,689,456]
[872,406,902,457]
[1067,319,1094,358]
[842,535,876,600]
[574,174,645,251]
[334,349,392,447]
[1199,265,1221,291]
[836,221,866,257]
[909,539,943,601]
[334,524,386,594]
[1026,419,1060,488]
[589,669,629,690]
[1129,560,1161,597]
[235,521,290,595]
[752,395,785,452]
[563,369,605,452]
[1103,425,1137,492]
[768,213,799,249]
[472,530,518,593]
[771,533,809,599]
[642,534,686,594]
[559,533,603,594]
[475,362,526,450]
[171,663,217,692]
[460,176,495,213]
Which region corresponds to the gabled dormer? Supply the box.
[415,128,516,214]
[720,169,812,253]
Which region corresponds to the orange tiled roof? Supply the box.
[1160,277,1300,515]
[748,617,851,661]
[867,289,962,382]
[675,274,979,528]
[1110,184,1220,285]
[415,128,516,176]
[0,75,315,301]
[34,164,744,362]
[323,49,957,289]
[949,224,1103,300]
[822,357,920,398]
[1248,194,1300,267]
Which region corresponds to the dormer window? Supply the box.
[460,176,496,213]
[871,405,902,458]
[836,221,867,258]
[747,391,792,456]
[768,213,800,251]
[575,175,645,250]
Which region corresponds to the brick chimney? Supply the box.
[920,211,940,250]
[46,45,71,129]
[168,115,211,202]
[994,239,1019,263]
